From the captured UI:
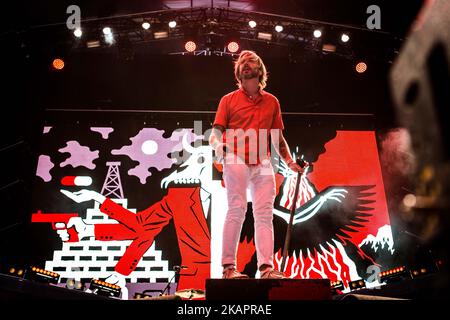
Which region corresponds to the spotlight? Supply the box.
[355,62,367,74]
[227,41,240,53]
[322,44,336,52]
[8,266,25,277]
[86,40,101,48]
[142,22,150,30]
[102,27,112,35]
[330,280,345,295]
[348,279,366,291]
[168,20,177,28]
[73,28,82,38]
[66,278,85,291]
[313,29,322,38]
[410,263,439,278]
[257,32,272,41]
[403,193,417,207]
[379,266,410,283]
[184,40,197,52]
[52,58,65,70]
[90,279,121,298]
[25,266,60,284]
[275,25,283,33]
[341,33,350,43]
[248,20,257,28]
[104,34,115,45]
[154,31,169,39]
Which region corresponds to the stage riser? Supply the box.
[205,279,331,300]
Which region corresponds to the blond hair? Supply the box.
[234,50,268,89]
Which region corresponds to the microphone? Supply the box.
[173,265,188,272]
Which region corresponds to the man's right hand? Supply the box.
[214,142,228,159]
[56,217,94,242]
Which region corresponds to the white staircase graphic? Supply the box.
[45,162,175,287]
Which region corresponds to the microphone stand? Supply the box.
[160,267,180,296]
[280,158,306,272]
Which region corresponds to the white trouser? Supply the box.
[221,156,276,269]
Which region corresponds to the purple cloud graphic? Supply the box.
[36,155,54,182]
[90,127,114,139]
[59,141,99,170]
[112,128,201,184]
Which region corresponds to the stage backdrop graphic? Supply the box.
[30,113,394,299]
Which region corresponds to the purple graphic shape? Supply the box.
[43,127,52,134]
[111,128,201,184]
[36,155,54,182]
[59,141,99,169]
[90,127,114,139]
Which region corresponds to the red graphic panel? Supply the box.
[309,131,390,245]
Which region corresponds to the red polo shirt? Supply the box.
[213,88,284,164]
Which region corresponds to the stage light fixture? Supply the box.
[102,27,112,35]
[403,193,417,208]
[379,266,410,283]
[25,266,60,284]
[275,25,283,33]
[90,279,121,298]
[227,41,240,53]
[330,280,345,295]
[142,22,150,30]
[66,278,85,290]
[349,279,366,290]
[257,32,272,41]
[185,40,197,52]
[341,33,350,43]
[248,20,257,28]
[410,268,427,278]
[322,44,336,52]
[86,40,101,48]
[154,31,169,39]
[73,28,82,38]
[168,20,177,28]
[355,62,367,73]
[8,267,24,277]
[410,264,438,278]
[52,58,65,70]
[313,29,322,38]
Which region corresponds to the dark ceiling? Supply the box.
[5,0,423,37]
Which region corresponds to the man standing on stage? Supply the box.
[209,50,307,279]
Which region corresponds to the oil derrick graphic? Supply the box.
[101,162,124,199]
[45,161,174,293]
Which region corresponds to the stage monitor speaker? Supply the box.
[205,279,331,300]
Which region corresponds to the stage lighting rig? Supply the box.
[379,266,411,284]
[7,266,25,278]
[348,279,366,291]
[25,266,60,284]
[89,279,121,298]
[330,280,345,295]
